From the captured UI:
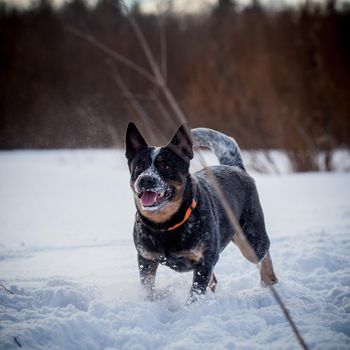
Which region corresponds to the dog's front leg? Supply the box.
[137,254,159,300]
[187,263,213,304]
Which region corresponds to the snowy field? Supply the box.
[0,149,350,350]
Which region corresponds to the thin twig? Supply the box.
[120,0,188,124]
[14,336,22,348]
[66,26,158,86]
[111,67,162,144]
[112,68,151,123]
[269,285,309,350]
[0,283,14,295]
[157,0,167,83]
[119,2,165,86]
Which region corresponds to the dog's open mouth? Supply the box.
[139,189,172,208]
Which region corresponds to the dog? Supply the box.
[125,122,278,303]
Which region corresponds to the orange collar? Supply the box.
[165,199,197,231]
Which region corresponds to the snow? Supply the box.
[0,149,349,350]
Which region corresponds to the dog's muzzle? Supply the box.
[135,173,172,208]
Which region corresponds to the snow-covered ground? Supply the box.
[0,150,349,350]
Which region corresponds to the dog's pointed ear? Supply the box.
[125,122,147,161]
[168,123,193,162]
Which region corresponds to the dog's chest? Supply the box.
[140,247,204,272]
[137,232,205,272]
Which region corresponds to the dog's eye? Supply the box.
[159,162,171,172]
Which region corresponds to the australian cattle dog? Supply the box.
[125,123,278,303]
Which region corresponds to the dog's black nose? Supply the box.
[139,175,156,189]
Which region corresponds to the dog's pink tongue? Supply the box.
[141,191,158,206]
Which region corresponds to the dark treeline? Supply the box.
[0,0,349,170]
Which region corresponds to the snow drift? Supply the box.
[0,150,349,349]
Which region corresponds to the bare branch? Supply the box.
[0,283,14,295]
[14,336,22,348]
[111,67,162,143]
[269,285,309,350]
[112,67,151,122]
[119,2,165,86]
[66,26,159,86]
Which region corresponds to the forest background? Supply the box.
[1,0,349,171]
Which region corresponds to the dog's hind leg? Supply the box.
[233,183,278,285]
[209,272,217,293]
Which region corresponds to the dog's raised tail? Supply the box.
[191,128,245,171]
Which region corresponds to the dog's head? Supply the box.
[125,122,193,222]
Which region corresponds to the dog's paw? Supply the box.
[185,289,207,306]
[260,254,278,286]
[260,274,279,287]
